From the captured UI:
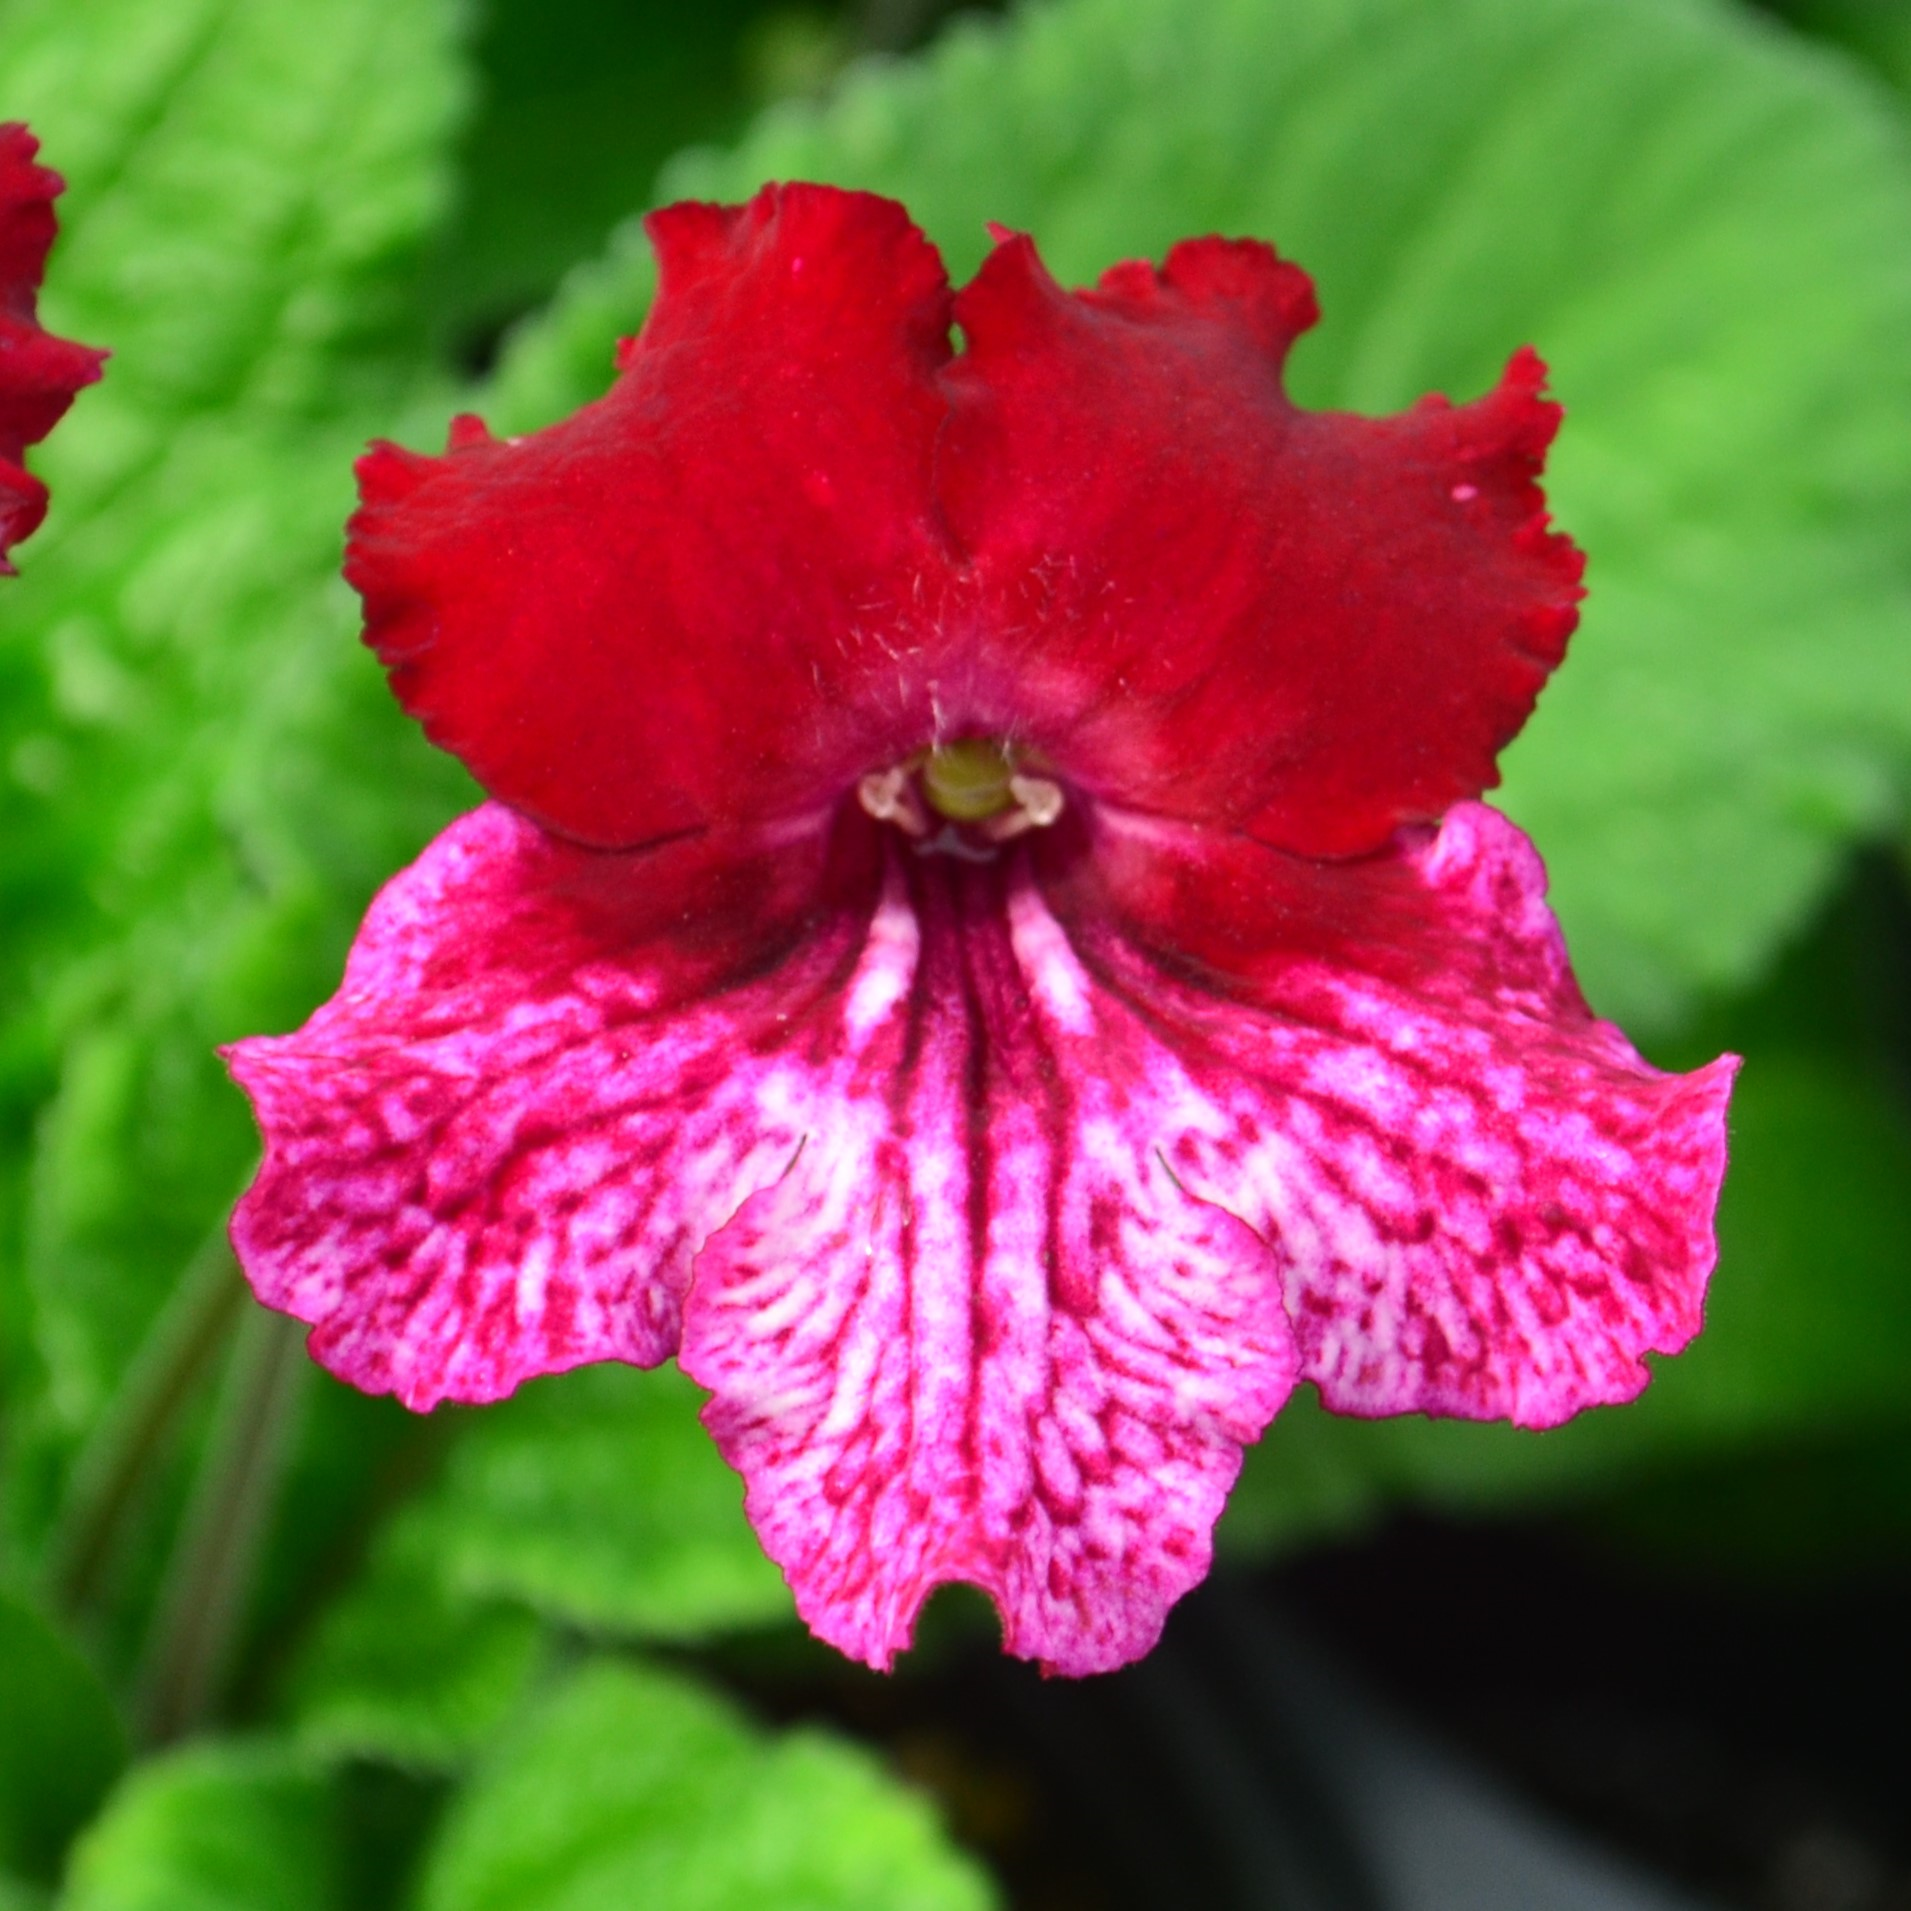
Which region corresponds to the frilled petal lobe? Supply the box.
[940,236,1584,855]
[226,795,1728,1672]
[0,124,104,568]
[347,185,959,849]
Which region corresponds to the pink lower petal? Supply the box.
[682,858,1299,1675]
[231,803,1301,1672]
[225,803,868,1408]
[228,795,1730,1676]
[1061,800,1737,1428]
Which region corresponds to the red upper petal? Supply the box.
[348,184,960,849]
[0,124,105,569]
[350,190,1579,847]
[942,233,1584,854]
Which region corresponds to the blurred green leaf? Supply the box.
[493,0,1911,1035]
[0,0,463,446]
[414,1658,994,1911]
[282,1363,793,1768]
[1757,0,1911,95]
[0,1586,125,1881]
[390,1365,790,1641]
[60,1743,335,1911]
[1224,1051,1911,1550]
[0,0,475,1478]
[285,1541,544,1770]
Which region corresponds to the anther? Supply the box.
[857,766,929,836]
[983,774,1066,841]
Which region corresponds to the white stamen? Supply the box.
[982,773,1067,841]
[857,767,929,836]
[1009,773,1065,827]
[861,759,1065,848]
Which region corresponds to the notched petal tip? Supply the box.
[445,411,497,451]
[351,437,433,508]
[680,851,1303,1680]
[1440,345,1586,679]
[631,180,953,369]
[1433,348,1577,554]
[961,226,1318,372]
[345,442,453,675]
[1117,235,1320,366]
[952,226,1074,354]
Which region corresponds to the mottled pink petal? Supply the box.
[225,803,874,1407]
[681,857,1299,1676]
[228,793,1728,1670]
[679,807,1726,1671]
[1051,801,1736,1427]
[228,805,1304,1673]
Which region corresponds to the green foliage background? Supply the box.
[1,0,1909,1901]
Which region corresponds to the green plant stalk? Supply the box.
[136,1300,310,1745]
[44,1225,250,1618]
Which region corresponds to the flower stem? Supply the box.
[44,1223,249,1617]
[135,1299,309,1744]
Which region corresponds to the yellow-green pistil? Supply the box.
[921,739,1018,822]
[856,739,1064,843]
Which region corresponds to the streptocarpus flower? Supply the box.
[226,185,1736,1676]
[0,124,103,570]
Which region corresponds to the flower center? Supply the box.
[922,737,1019,822]
[857,739,1065,851]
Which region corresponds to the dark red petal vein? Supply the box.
[683,851,1299,1675]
